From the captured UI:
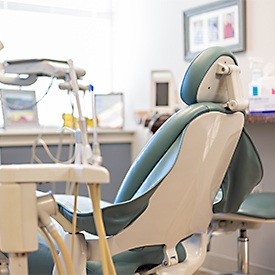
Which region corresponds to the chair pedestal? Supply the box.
[237,229,249,274]
[209,217,261,275]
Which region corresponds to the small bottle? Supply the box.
[249,57,263,98]
[248,57,264,113]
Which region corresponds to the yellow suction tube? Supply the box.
[50,228,75,275]
[71,182,79,259]
[87,183,116,275]
[38,227,65,275]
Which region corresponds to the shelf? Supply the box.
[246,113,275,124]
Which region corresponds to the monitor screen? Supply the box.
[156,82,169,106]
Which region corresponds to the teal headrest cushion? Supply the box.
[180,46,238,105]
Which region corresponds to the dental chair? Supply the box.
[26,46,259,275]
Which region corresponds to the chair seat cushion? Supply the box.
[237,192,275,219]
[56,193,153,236]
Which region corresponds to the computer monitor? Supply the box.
[151,70,177,114]
[95,93,124,129]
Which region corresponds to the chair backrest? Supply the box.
[106,106,245,255]
[107,47,248,250]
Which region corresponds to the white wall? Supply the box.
[112,0,275,128]
[111,0,275,272]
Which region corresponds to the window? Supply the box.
[0,0,112,127]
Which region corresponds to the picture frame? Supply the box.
[1,89,39,128]
[183,0,246,61]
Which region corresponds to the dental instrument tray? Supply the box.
[3,58,86,79]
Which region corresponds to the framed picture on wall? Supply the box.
[183,0,246,60]
[1,89,39,128]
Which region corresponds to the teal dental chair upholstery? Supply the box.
[28,46,260,275]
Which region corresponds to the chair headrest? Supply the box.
[180,47,240,107]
